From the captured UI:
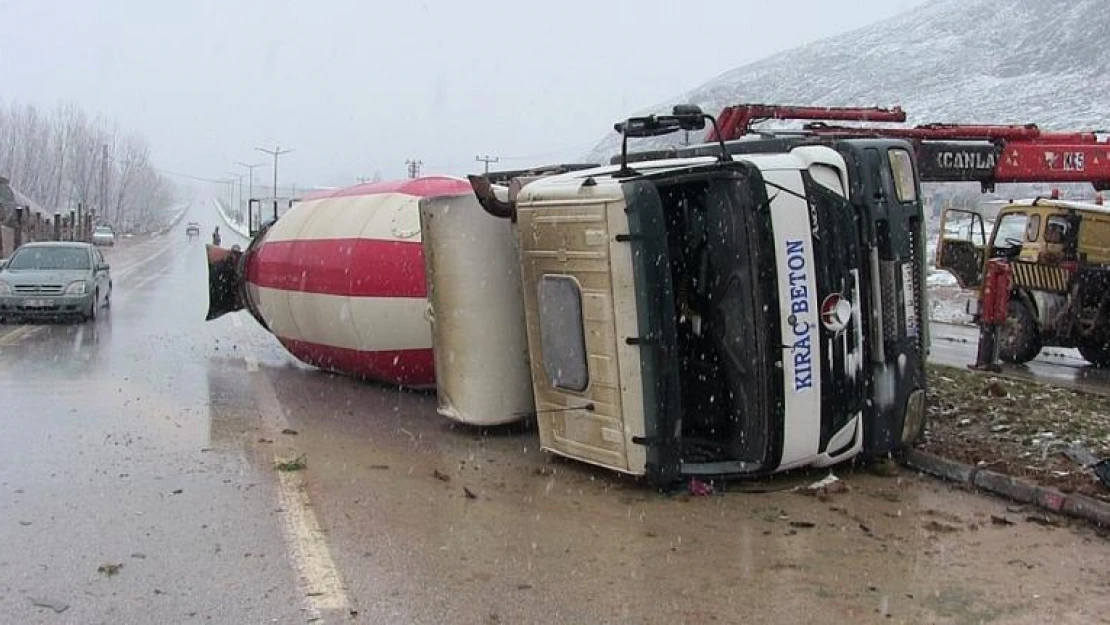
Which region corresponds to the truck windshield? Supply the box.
[993,212,1028,249]
[645,170,775,472]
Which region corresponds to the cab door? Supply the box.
[936,208,986,288]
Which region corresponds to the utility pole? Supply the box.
[99,144,108,225]
[235,161,264,203]
[475,154,499,174]
[227,172,245,219]
[255,146,294,199]
[405,159,423,179]
[217,178,234,212]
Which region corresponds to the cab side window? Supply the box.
[536,275,589,392]
[1045,215,1070,244]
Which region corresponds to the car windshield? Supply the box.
[7,247,90,270]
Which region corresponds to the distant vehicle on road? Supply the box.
[0,242,112,323]
[92,225,116,247]
[186,222,200,240]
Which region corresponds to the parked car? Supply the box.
[186,222,200,239]
[92,225,116,246]
[0,242,112,322]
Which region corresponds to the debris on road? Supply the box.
[275,455,307,472]
[923,520,960,534]
[1025,513,1060,527]
[789,520,816,528]
[29,597,69,613]
[97,563,123,577]
[990,515,1015,526]
[433,469,451,482]
[281,428,299,436]
[688,478,714,497]
[796,473,848,498]
[1063,444,1110,488]
[463,487,478,499]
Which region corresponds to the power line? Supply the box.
[475,154,499,174]
[255,146,294,198]
[235,161,264,202]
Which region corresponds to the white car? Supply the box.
[92,226,116,247]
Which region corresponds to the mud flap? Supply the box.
[206,244,244,321]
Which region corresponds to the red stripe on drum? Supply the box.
[278,337,435,386]
[247,238,427,298]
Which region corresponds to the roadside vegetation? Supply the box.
[924,364,1110,499]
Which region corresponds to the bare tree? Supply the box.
[0,98,176,233]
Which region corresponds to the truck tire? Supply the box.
[999,299,1040,364]
[1078,342,1110,367]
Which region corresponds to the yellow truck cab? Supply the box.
[938,197,1110,364]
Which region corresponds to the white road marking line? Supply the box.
[0,325,44,346]
[275,469,350,612]
[128,268,169,292]
[245,351,350,617]
[112,243,174,278]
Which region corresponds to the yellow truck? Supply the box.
[937,196,1110,365]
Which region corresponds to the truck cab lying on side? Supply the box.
[460,107,928,483]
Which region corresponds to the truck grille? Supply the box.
[908,220,926,361]
[879,261,898,343]
[14,284,64,295]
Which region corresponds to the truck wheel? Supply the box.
[999,299,1040,364]
[1078,342,1110,367]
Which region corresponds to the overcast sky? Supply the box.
[1,0,926,191]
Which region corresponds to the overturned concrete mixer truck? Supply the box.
[207,105,929,483]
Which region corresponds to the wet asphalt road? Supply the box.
[928,322,1110,396]
[2,200,1110,624]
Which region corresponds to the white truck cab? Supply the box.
[457,106,928,483]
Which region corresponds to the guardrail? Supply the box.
[212,198,250,239]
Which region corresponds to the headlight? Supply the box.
[0,280,10,295]
[65,281,88,295]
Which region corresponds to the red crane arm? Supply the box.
[709,104,906,142]
[706,104,1110,190]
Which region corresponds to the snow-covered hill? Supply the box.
[588,0,1110,160]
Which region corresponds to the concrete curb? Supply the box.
[904,449,1110,528]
